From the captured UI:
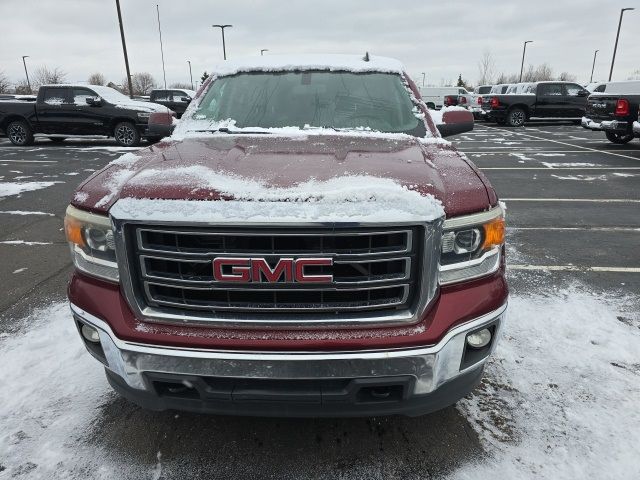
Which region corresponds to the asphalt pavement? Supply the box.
[0,124,638,479]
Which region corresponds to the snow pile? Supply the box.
[0,181,62,198]
[113,172,445,223]
[0,210,54,216]
[452,287,640,480]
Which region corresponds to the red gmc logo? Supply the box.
[213,257,333,283]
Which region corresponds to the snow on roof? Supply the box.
[210,54,406,77]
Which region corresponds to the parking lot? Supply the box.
[1,124,639,479]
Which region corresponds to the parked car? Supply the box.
[0,84,169,146]
[482,81,590,127]
[581,81,640,144]
[65,54,506,418]
[419,86,472,110]
[489,84,511,95]
[150,89,196,118]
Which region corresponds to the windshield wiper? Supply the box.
[193,127,271,135]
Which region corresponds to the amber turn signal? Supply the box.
[482,217,505,249]
[64,216,85,247]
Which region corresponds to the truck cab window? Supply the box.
[72,88,98,105]
[42,88,69,105]
[539,84,563,96]
[564,84,582,96]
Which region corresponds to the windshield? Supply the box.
[189,71,426,136]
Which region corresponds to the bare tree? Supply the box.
[14,79,32,95]
[87,72,106,86]
[534,63,554,81]
[33,65,67,86]
[558,72,577,82]
[0,71,9,93]
[132,72,156,95]
[477,50,496,85]
[170,82,192,89]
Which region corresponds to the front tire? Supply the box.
[7,120,34,146]
[114,122,141,147]
[605,131,634,144]
[506,108,526,127]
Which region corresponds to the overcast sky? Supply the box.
[2,0,638,89]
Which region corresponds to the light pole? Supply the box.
[187,60,194,90]
[519,41,533,82]
[421,72,425,87]
[156,4,167,89]
[115,0,134,98]
[590,49,599,83]
[260,49,269,56]
[608,8,634,81]
[212,24,232,60]
[21,56,31,94]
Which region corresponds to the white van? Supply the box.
[419,86,471,110]
[586,80,640,94]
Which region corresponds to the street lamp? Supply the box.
[21,55,31,94]
[212,24,232,60]
[590,50,599,83]
[608,8,634,81]
[260,49,269,56]
[421,72,425,87]
[115,0,134,98]
[187,60,194,90]
[156,4,167,89]
[519,41,533,82]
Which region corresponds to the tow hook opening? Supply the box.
[461,322,498,370]
[356,384,404,404]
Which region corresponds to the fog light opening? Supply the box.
[81,324,100,343]
[466,328,492,349]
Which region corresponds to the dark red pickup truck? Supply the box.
[65,55,507,417]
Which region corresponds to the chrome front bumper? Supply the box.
[70,302,507,396]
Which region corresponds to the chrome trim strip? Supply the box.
[70,301,507,394]
[438,248,501,285]
[443,205,504,230]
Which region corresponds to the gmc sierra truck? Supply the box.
[0,84,168,146]
[483,81,590,127]
[581,82,640,144]
[66,55,507,417]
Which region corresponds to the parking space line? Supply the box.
[509,264,640,273]
[0,159,57,163]
[487,127,640,162]
[509,227,640,232]
[480,167,640,170]
[502,198,640,203]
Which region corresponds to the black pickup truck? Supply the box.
[0,84,169,146]
[149,89,195,118]
[581,82,640,144]
[482,81,590,127]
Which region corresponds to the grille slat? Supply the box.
[130,226,421,316]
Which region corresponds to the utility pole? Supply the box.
[115,0,134,98]
[21,56,31,94]
[187,60,194,90]
[421,72,425,87]
[260,49,269,56]
[519,41,533,82]
[590,50,599,83]
[608,8,634,81]
[156,4,167,89]
[212,24,232,60]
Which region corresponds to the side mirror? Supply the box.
[434,109,474,137]
[577,90,589,97]
[86,96,102,106]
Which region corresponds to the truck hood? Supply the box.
[73,134,495,218]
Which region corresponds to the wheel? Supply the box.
[113,121,141,147]
[506,108,526,127]
[6,120,34,146]
[49,137,66,143]
[605,131,634,144]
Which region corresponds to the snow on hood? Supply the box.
[89,86,167,113]
[109,172,445,224]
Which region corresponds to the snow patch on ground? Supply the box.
[541,162,599,168]
[452,287,640,480]
[0,181,62,198]
[551,174,607,181]
[0,210,55,216]
[0,240,53,246]
[113,173,444,223]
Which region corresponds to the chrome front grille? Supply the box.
[126,226,425,318]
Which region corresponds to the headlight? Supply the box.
[439,206,505,285]
[137,112,151,120]
[64,205,118,282]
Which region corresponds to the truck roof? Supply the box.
[209,54,406,78]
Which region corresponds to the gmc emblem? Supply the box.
[213,257,333,283]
